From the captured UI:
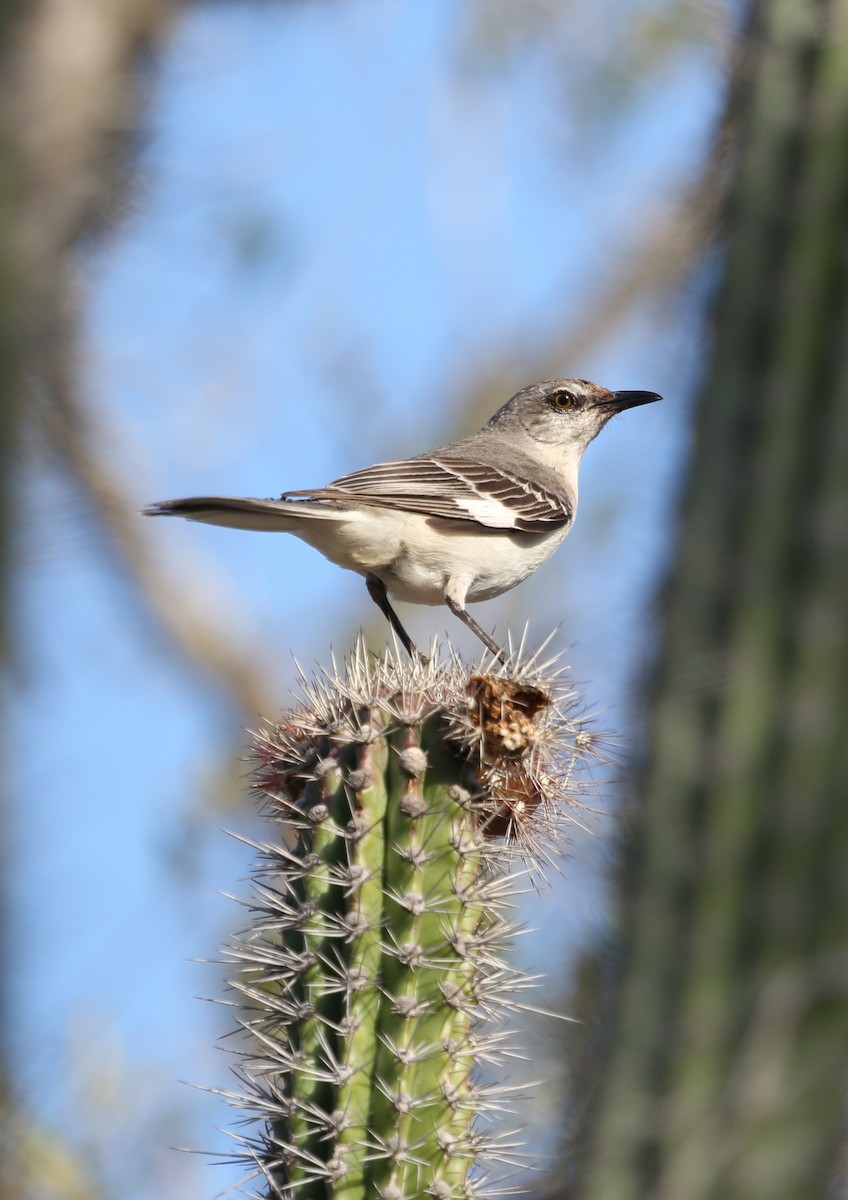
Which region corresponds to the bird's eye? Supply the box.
[552,391,577,410]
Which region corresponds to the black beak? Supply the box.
[600,389,662,412]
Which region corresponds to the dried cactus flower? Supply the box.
[221,636,608,1199]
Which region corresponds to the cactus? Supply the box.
[563,6,848,1199]
[221,638,605,1199]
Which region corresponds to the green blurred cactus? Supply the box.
[221,639,605,1199]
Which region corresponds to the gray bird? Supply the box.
[145,378,660,661]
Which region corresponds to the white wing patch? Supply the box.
[453,492,521,527]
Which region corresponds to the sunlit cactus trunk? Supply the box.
[222,639,604,1199]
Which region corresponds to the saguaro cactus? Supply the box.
[221,639,605,1199]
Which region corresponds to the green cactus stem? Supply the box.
[222,638,606,1199]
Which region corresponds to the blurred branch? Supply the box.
[452,170,727,440]
[462,0,734,152]
[43,370,280,717]
[0,0,282,719]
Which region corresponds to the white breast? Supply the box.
[288,505,571,606]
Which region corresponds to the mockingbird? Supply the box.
[145,378,660,662]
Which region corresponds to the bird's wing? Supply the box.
[284,456,572,533]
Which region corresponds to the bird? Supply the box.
[145,378,660,663]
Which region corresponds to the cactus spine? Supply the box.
[223,639,603,1199]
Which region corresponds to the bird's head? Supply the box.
[485,378,661,454]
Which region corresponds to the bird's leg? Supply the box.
[444,590,507,665]
[365,574,428,664]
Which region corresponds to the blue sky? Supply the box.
[10,2,726,1195]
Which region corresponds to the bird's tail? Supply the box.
[143,495,344,532]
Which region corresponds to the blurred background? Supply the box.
[3,1,846,1198]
